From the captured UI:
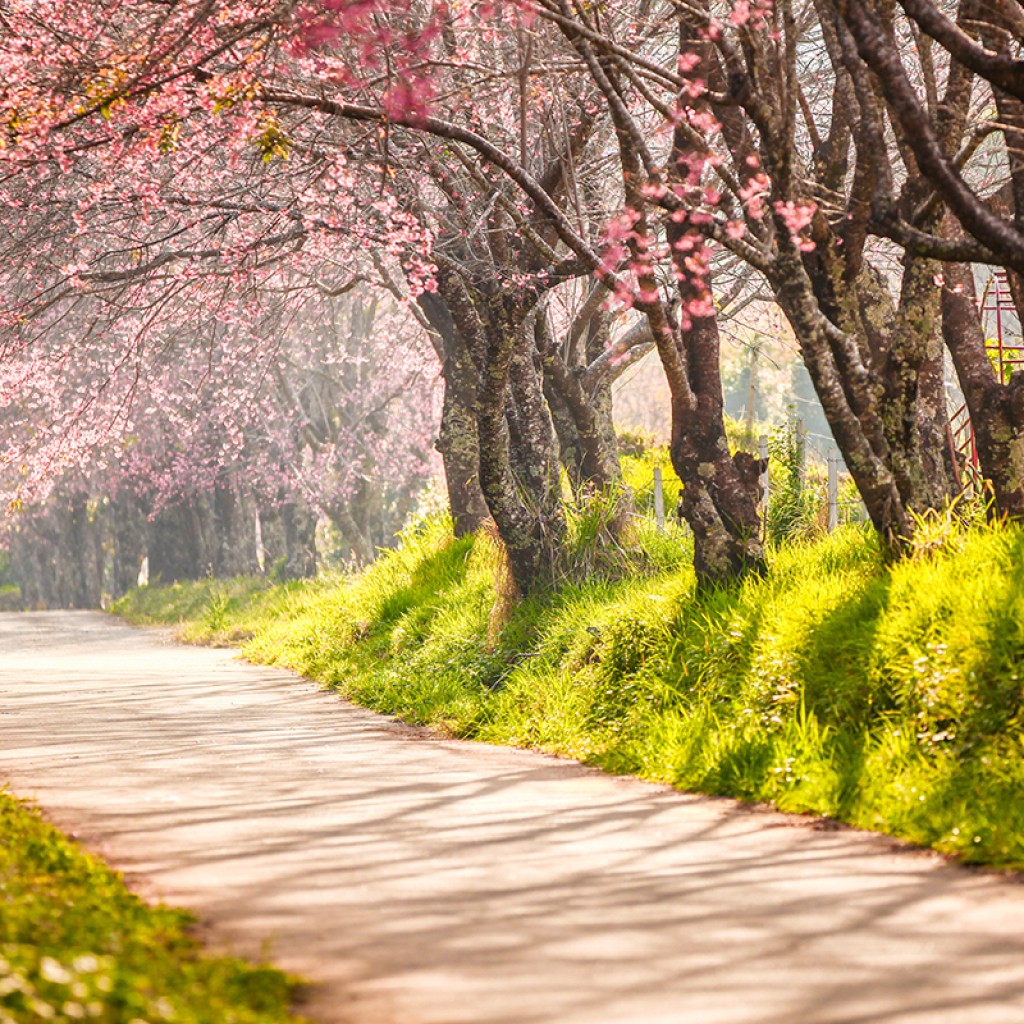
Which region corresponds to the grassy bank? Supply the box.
[0,789,307,1023]
[115,513,1024,872]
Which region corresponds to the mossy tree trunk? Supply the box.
[536,299,624,496]
[660,282,766,585]
[418,284,490,537]
[474,291,566,596]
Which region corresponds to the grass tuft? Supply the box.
[0,789,307,1024]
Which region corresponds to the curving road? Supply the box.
[2,611,1024,1024]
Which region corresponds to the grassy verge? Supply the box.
[0,789,307,1024]
[115,509,1024,872]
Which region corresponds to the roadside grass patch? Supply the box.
[114,517,1024,870]
[0,789,307,1024]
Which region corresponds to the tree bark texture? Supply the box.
[475,293,565,595]
[418,286,490,537]
[942,264,1024,517]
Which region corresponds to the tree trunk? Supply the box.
[211,481,260,577]
[539,309,623,495]
[147,497,206,583]
[773,232,960,551]
[418,286,490,537]
[879,225,959,510]
[667,310,766,585]
[437,330,490,536]
[9,520,48,608]
[436,270,566,595]
[543,373,586,493]
[281,499,318,578]
[476,294,564,595]
[773,259,913,550]
[583,17,766,587]
[324,499,373,567]
[8,495,104,608]
[506,337,563,510]
[942,264,1024,517]
[108,494,148,599]
[258,503,286,573]
[61,495,103,607]
[662,196,765,584]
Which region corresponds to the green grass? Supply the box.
[0,790,307,1024]
[114,508,1024,872]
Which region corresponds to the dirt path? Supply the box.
[2,611,1024,1023]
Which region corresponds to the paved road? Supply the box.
[2,612,1024,1024]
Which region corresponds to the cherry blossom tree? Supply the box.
[7,0,1024,600]
[0,0,447,600]
[0,0,613,594]
[2,272,440,603]
[519,0,974,560]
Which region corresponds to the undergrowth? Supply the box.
[115,509,1024,871]
[0,789,307,1024]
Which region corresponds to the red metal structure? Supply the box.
[947,270,1024,489]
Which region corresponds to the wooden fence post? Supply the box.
[758,434,770,525]
[653,466,665,533]
[828,450,839,531]
[796,417,806,489]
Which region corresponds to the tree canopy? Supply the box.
[1,0,1023,600]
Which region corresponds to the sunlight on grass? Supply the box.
[114,516,1024,871]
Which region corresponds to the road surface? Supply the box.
[2,611,1024,1024]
